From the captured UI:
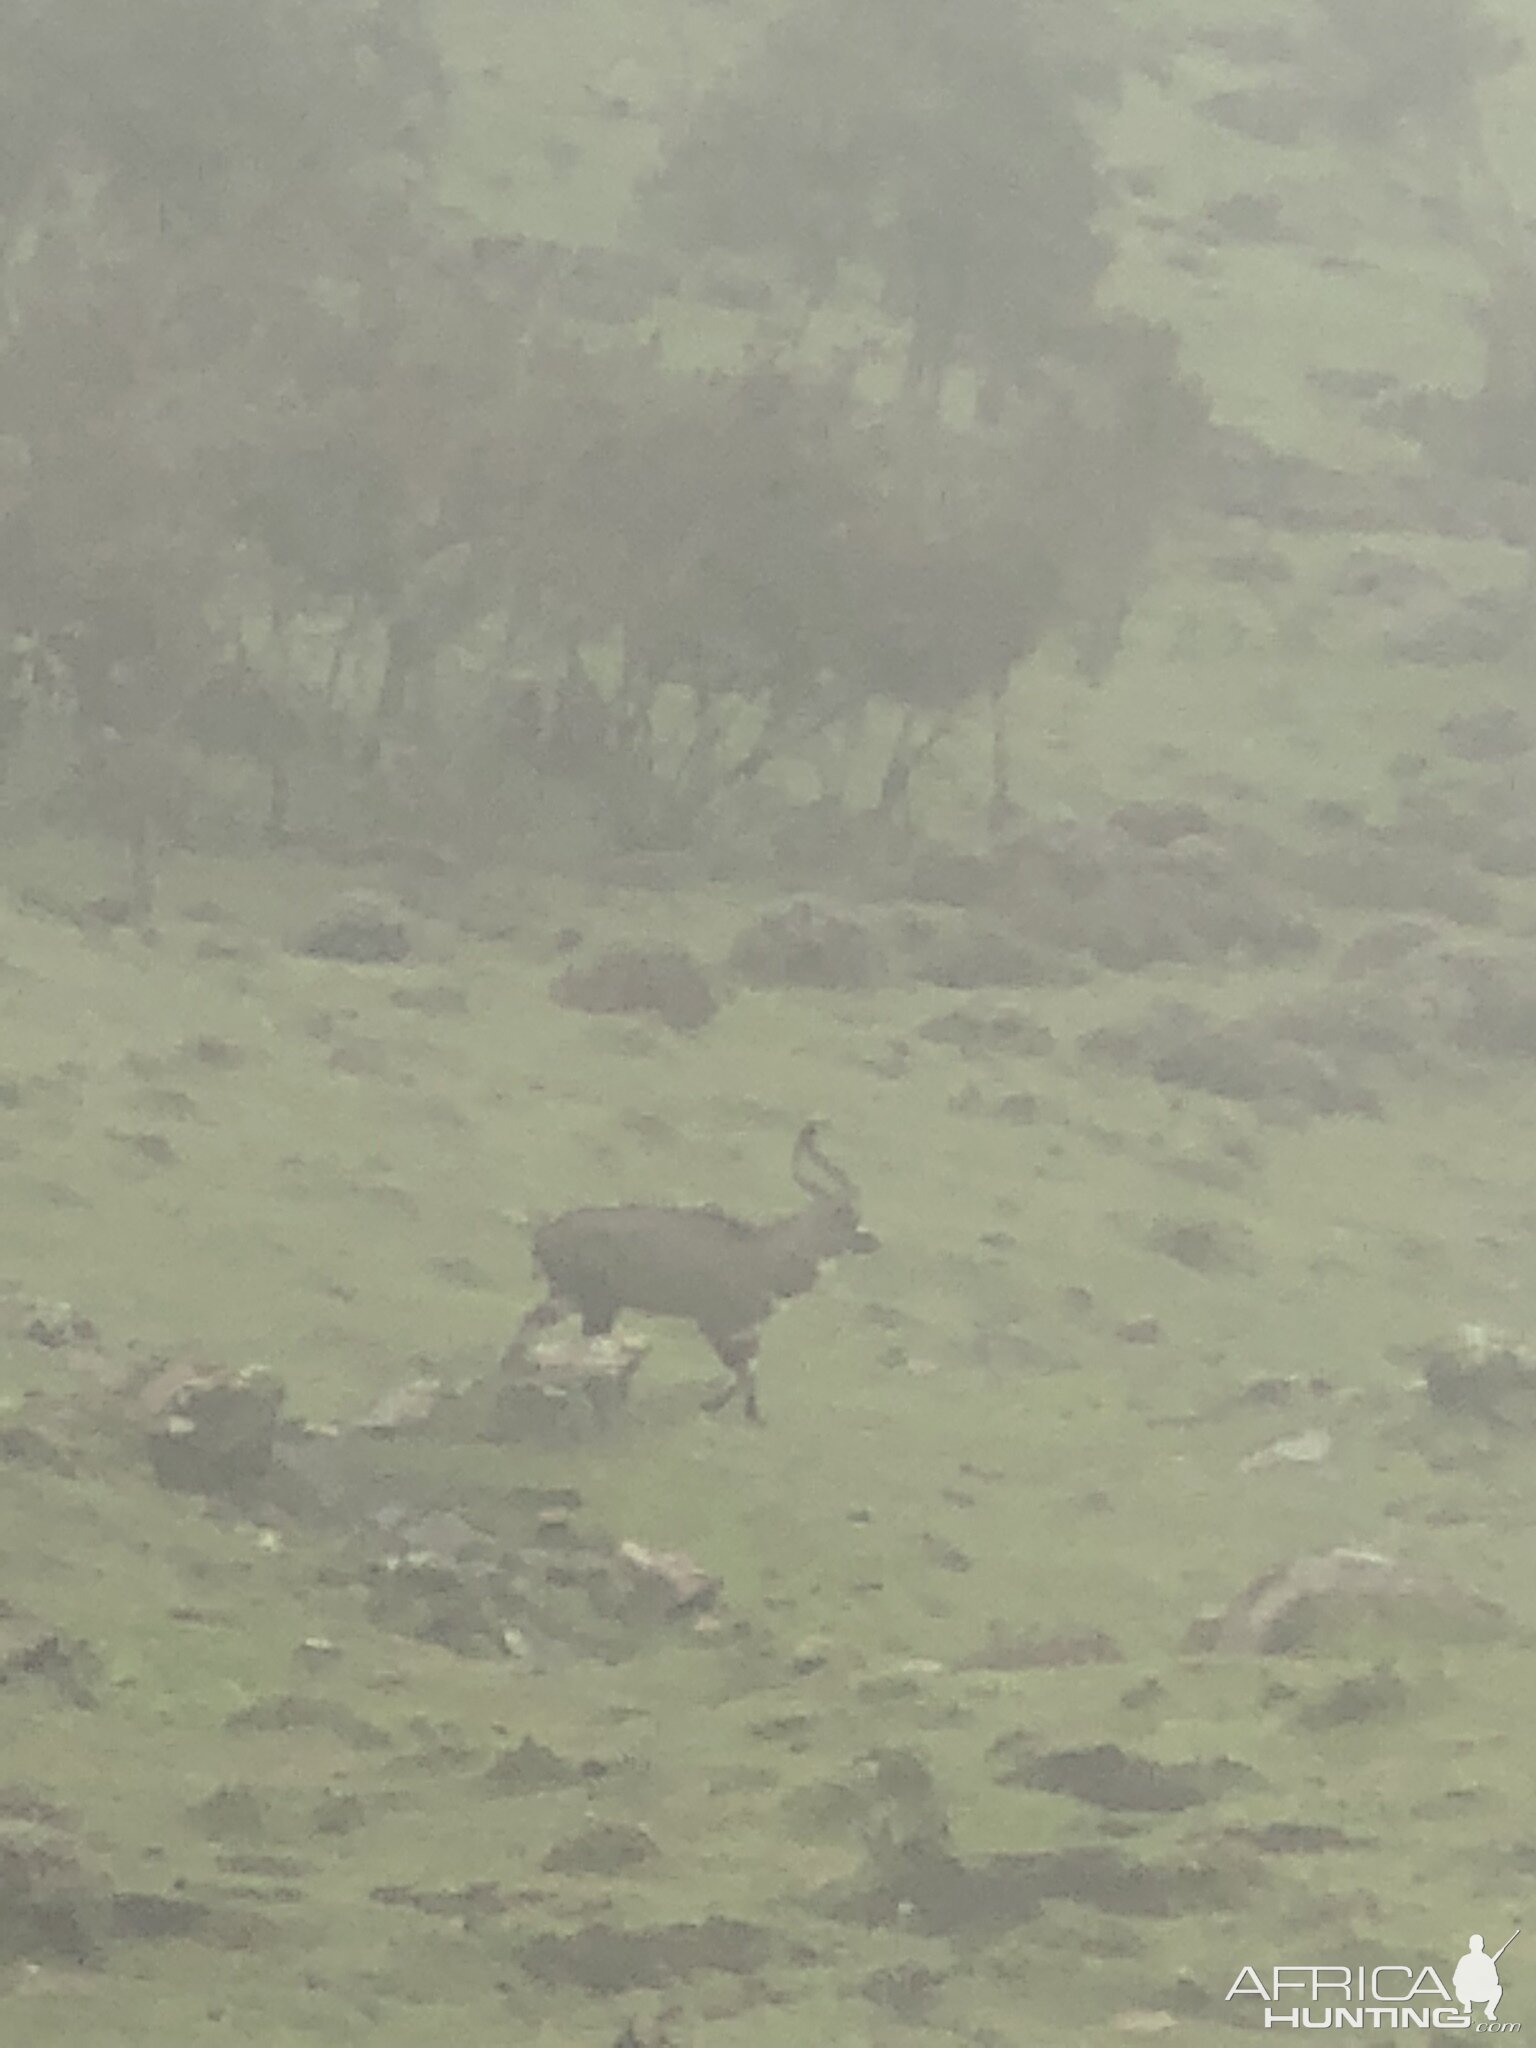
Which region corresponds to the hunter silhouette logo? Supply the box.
[1227,1928,1522,2030]
[1455,1933,1517,2023]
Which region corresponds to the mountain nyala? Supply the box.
[504,1122,878,1422]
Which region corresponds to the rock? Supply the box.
[1189,1548,1509,1655]
[1239,1428,1331,1472]
[293,890,412,963]
[353,1376,443,1434]
[617,1541,719,1616]
[551,944,718,1032]
[487,1332,647,1440]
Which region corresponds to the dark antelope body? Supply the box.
[504,1123,878,1421]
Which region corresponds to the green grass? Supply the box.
[6,0,1536,2039]
[3,803,1536,2043]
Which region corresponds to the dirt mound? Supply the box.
[551,944,719,1031]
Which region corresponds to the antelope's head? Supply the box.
[759,1121,878,1298]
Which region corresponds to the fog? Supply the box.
[1,0,1533,2039]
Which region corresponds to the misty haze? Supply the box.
[1,0,1534,2041]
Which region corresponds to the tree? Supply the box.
[643,0,1107,406]
[1307,0,1520,161]
[1402,246,1536,634]
[0,0,449,888]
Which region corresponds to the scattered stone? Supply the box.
[1240,1429,1332,1473]
[1188,1547,1509,1655]
[354,1376,443,1434]
[488,1332,648,1439]
[616,1542,719,1616]
[551,944,718,1032]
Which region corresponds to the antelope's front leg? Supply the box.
[703,1331,763,1424]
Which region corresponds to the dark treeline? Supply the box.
[0,0,1524,908]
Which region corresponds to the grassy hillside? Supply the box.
[4,0,1536,2043]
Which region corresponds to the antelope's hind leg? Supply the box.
[702,1331,763,1424]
